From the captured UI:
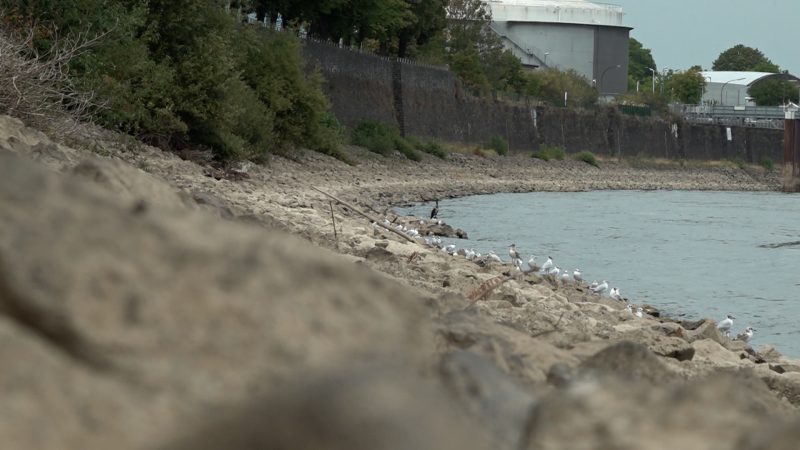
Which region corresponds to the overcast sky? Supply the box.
[610,0,800,75]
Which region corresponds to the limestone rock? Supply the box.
[164,366,493,450]
[686,319,727,346]
[439,350,537,449]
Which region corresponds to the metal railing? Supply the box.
[670,104,795,129]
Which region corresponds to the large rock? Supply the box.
[0,151,439,448]
[164,366,493,450]
[521,372,792,450]
[686,318,727,346]
[439,350,537,449]
[579,341,679,384]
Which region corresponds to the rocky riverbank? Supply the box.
[1,114,798,450]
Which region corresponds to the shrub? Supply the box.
[413,139,447,159]
[394,136,421,161]
[532,145,566,161]
[488,136,508,155]
[574,150,599,167]
[351,121,421,161]
[760,156,774,171]
[352,121,398,155]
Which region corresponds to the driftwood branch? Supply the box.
[467,275,511,304]
[311,187,417,244]
[328,200,338,247]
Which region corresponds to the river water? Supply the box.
[398,190,800,357]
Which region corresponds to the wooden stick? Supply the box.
[329,200,338,247]
[311,186,417,244]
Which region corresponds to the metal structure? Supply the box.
[670,104,796,130]
[485,0,630,96]
[785,108,800,192]
[700,71,800,107]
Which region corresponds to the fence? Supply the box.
[670,104,796,130]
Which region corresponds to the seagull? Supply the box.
[508,244,521,263]
[634,307,644,318]
[572,268,582,283]
[540,256,554,273]
[717,314,735,337]
[609,287,621,300]
[560,271,571,283]
[444,244,456,255]
[513,257,524,271]
[625,304,633,315]
[527,256,540,273]
[590,280,608,294]
[549,266,561,277]
[488,251,503,263]
[735,327,756,342]
[465,248,476,260]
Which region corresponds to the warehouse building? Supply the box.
[485,0,631,96]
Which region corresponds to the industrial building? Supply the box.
[485,0,631,97]
[699,71,800,106]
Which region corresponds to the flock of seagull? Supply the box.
[383,218,758,344]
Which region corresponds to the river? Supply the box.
[398,190,800,356]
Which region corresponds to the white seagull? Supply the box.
[735,327,756,342]
[488,251,503,263]
[609,287,621,300]
[634,307,644,318]
[717,314,735,337]
[560,271,571,283]
[527,256,540,273]
[540,256,554,273]
[573,268,582,283]
[590,280,608,294]
[549,266,561,277]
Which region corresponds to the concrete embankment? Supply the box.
[0,114,798,449]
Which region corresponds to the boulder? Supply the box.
[439,350,537,449]
[579,341,679,384]
[685,319,727,346]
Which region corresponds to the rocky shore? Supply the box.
[1,113,798,450]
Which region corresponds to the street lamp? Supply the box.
[720,77,746,105]
[646,67,656,93]
[599,64,621,94]
[702,76,711,105]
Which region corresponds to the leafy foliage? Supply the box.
[351,121,420,161]
[712,44,780,72]
[5,0,343,162]
[574,150,598,167]
[748,78,800,106]
[411,139,447,159]
[525,69,598,108]
[666,69,705,104]
[532,145,565,161]
[628,38,656,90]
[487,136,508,156]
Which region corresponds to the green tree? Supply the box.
[628,37,656,90]
[665,70,705,104]
[712,44,780,72]
[525,68,597,107]
[748,78,799,106]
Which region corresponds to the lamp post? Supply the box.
[544,51,550,67]
[702,76,711,105]
[720,77,746,105]
[600,64,621,94]
[646,67,656,93]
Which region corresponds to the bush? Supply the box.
[574,150,599,167]
[760,156,774,171]
[351,121,421,161]
[488,136,508,155]
[352,121,398,155]
[532,145,566,161]
[412,139,447,159]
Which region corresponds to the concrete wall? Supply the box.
[303,40,784,163]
